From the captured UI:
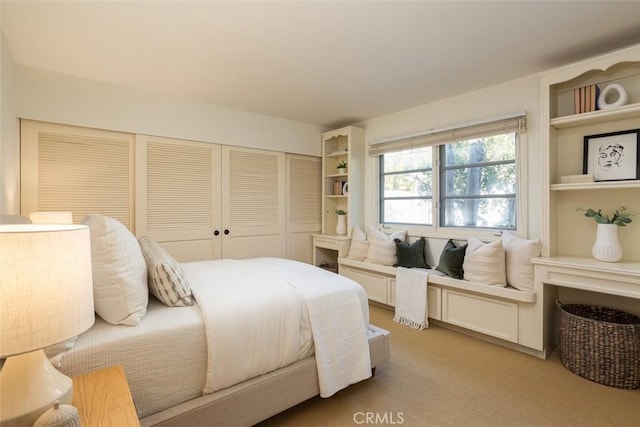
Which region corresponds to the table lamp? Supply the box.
[0,224,94,427]
[29,211,74,225]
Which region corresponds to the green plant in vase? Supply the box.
[577,206,636,262]
[576,206,635,226]
[336,160,347,174]
[335,209,347,235]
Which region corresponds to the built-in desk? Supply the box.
[532,256,640,299]
[311,234,351,267]
[533,256,640,352]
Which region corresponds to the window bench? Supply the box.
[338,257,549,359]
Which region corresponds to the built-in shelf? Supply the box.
[551,180,640,191]
[550,103,640,129]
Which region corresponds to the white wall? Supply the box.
[356,74,543,239]
[14,67,324,156]
[1,31,20,215]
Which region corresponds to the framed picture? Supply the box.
[583,128,640,181]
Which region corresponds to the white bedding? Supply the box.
[249,258,371,396]
[184,257,371,398]
[57,257,372,418]
[57,298,207,418]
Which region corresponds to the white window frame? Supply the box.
[369,113,528,241]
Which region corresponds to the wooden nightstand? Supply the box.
[72,365,140,426]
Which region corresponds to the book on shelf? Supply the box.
[573,84,600,114]
[559,174,595,184]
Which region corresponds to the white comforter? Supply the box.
[183,257,371,398]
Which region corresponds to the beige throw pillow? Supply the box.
[84,214,148,325]
[347,226,369,261]
[462,237,507,287]
[501,232,541,291]
[364,226,407,266]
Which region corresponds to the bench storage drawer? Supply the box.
[442,289,519,343]
[342,265,388,304]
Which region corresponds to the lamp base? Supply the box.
[0,350,73,427]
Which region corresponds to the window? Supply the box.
[379,147,433,225]
[440,133,516,229]
[375,113,525,231]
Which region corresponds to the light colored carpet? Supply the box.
[259,304,640,426]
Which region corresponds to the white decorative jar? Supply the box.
[336,215,347,235]
[592,223,623,262]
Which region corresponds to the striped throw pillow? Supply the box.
[462,237,507,287]
[364,226,407,266]
[138,236,193,307]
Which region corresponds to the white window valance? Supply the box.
[368,111,527,156]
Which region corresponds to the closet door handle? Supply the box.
[224,229,230,235]
[214,230,220,236]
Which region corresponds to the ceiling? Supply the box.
[3,1,640,129]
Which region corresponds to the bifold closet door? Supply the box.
[20,120,135,228]
[136,135,220,262]
[286,154,321,263]
[221,146,286,259]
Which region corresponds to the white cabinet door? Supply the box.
[135,135,220,262]
[286,154,321,264]
[221,146,286,259]
[21,120,135,229]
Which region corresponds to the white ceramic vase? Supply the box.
[336,214,347,235]
[592,223,623,262]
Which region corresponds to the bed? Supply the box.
[53,216,390,426]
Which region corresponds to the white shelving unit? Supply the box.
[535,43,640,339]
[540,44,640,263]
[312,125,365,267]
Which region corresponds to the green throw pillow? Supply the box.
[394,237,430,269]
[436,239,467,279]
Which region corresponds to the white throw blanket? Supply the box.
[183,258,371,398]
[394,267,429,330]
[250,258,372,397]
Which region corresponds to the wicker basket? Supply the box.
[318,263,338,274]
[557,301,640,389]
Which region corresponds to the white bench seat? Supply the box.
[338,257,547,358]
[338,257,536,303]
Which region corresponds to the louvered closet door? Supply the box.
[20,120,134,228]
[136,135,221,262]
[221,146,286,259]
[286,154,321,263]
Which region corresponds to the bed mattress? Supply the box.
[57,298,207,418]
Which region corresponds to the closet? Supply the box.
[21,120,320,263]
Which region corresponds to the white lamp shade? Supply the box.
[0,224,95,358]
[29,211,73,224]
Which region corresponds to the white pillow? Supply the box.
[364,226,407,266]
[139,236,193,307]
[347,226,369,261]
[84,214,148,325]
[463,237,507,287]
[501,232,541,291]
